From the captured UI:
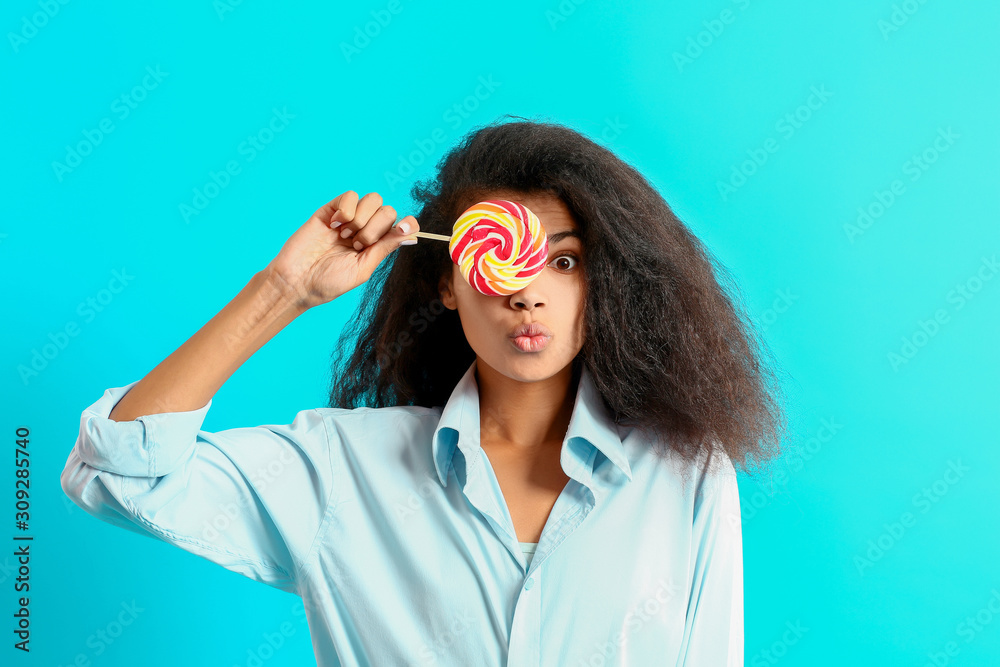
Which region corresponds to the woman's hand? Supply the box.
[264,190,420,310]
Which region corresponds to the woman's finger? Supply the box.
[317,190,358,228]
[351,205,398,251]
[337,192,383,240]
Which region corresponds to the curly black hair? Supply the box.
[327,115,788,481]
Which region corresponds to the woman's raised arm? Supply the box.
[108,190,420,422]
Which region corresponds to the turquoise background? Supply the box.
[2,0,998,664]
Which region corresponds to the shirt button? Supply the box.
[524,577,535,591]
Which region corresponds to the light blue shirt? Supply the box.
[61,361,743,666]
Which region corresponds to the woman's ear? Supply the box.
[438,272,458,310]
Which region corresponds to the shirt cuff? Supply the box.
[76,381,213,478]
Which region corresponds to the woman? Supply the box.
[62,118,786,666]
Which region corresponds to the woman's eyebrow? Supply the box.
[548,230,582,244]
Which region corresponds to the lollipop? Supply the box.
[411,200,549,296]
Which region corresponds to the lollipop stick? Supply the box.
[412,231,451,242]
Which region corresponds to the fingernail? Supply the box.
[398,222,411,234]
[400,239,418,246]
[340,227,353,238]
[330,221,342,228]
[353,240,363,251]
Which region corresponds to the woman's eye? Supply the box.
[548,254,579,271]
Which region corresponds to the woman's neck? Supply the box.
[475,358,580,452]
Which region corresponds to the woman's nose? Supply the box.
[509,283,546,310]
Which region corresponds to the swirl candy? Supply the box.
[448,200,549,296]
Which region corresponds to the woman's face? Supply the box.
[439,192,586,383]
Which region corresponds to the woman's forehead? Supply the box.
[473,190,578,234]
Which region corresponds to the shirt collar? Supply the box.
[432,361,633,487]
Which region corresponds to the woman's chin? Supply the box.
[481,350,576,384]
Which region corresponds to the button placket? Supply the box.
[508,568,542,666]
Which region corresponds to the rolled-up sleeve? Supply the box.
[676,451,744,667]
[60,381,336,595]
